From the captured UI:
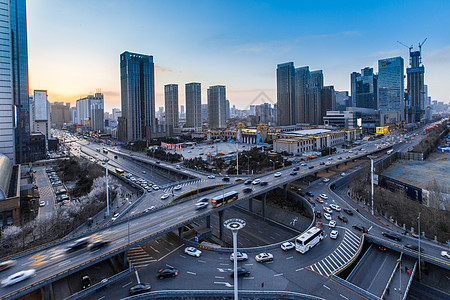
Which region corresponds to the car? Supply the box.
[252,179,261,185]
[323,213,331,220]
[155,161,161,164]
[328,220,336,228]
[152,185,160,190]
[39,201,46,207]
[176,165,181,169]
[280,242,295,251]
[316,197,323,203]
[323,207,333,214]
[255,252,273,262]
[230,251,248,261]
[382,232,402,241]
[319,194,328,199]
[174,185,182,191]
[308,166,314,169]
[197,197,209,204]
[156,267,178,279]
[244,179,252,185]
[81,275,91,289]
[229,267,250,277]
[243,187,252,193]
[208,175,215,179]
[195,201,208,210]
[300,163,307,166]
[307,197,315,204]
[274,172,282,177]
[184,247,202,257]
[315,221,323,228]
[147,188,152,193]
[0,260,16,272]
[129,283,152,296]
[293,166,300,171]
[142,170,146,174]
[330,230,339,239]
[314,211,322,218]
[111,213,120,221]
[329,204,341,212]
[67,237,90,252]
[161,193,170,200]
[441,251,450,259]
[235,178,243,182]
[88,240,109,251]
[1,269,36,287]
[352,224,368,233]
[222,177,230,182]
[341,172,346,176]
[404,244,424,253]
[323,178,330,182]
[337,215,348,223]
[320,162,325,165]
[260,181,268,186]
[305,192,314,197]
[343,208,353,215]
[290,172,297,176]
[325,161,332,165]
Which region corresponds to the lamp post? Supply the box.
[105,158,110,217]
[236,141,239,175]
[127,199,132,272]
[418,212,421,281]
[244,155,250,175]
[269,159,275,170]
[367,155,376,215]
[224,219,246,300]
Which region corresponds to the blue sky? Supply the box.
[27,0,450,112]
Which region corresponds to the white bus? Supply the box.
[295,227,324,254]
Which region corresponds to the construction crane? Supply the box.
[418,37,428,52]
[397,40,413,53]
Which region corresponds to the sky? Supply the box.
[27,0,450,113]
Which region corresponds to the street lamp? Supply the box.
[127,199,132,272]
[418,212,421,281]
[244,155,250,175]
[224,219,246,300]
[104,158,110,217]
[367,155,377,215]
[269,159,275,170]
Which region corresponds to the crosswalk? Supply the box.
[163,179,208,193]
[308,229,361,277]
[127,246,157,269]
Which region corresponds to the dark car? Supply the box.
[114,155,118,159]
[222,177,230,182]
[337,215,348,223]
[306,192,314,197]
[404,244,424,253]
[67,237,89,252]
[129,283,152,295]
[88,240,109,251]
[343,208,353,215]
[319,162,325,165]
[382,232,402,241]
[378,245,387,252]
[260,181,268,186]
[244,180,252,185]
[314,211,322,218]
[308,166,314,169]
[229,267,250,277]
[155,161,161,164]
[81,275,91,289]
[243,188,252,194]
[293,166,300,171]
[352,224,368,233]
[290,172,297,176]
[156,267,178,279]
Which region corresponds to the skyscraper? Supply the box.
[185,82,202,129]
[276,62,295,126]
[309,70,324,124]
[120,51,155,141]
[91,102,104,132]
[207,85,226,128]
[377,57,404,116]
[321,86,336,124]
[335,91,350,111]
[164,84,179,130]
[225,100,230,120]
[350,67,378,109]
[406,49,425,123]
[75,93,103,129]
[32,90,50,149]
[294,66,310,124]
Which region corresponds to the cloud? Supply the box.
[155,65,174,73]
[368,49,403,58]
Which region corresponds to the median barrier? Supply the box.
[346,244,373,281]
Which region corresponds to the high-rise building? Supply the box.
[377,57,404,116]
[50,102,70,129]
[75,93,103,129]
[112,108,121,120]
[276,62,295,126]
[350,67,378,109]
[335,91,350,111]
[207,85,226,128]
[226,100,230,120]
[255,103,272,124]
[91,102,104,132]
[104,112,110,120]
[69,107,77,123]
[120,51,155,141]
[32,90,50,149]
[294,66,310,123]
[201,104,208,122]
[164,84,179,130]
[185,82,202,129]
[321,86,335,124]
[406,49,425,123]
[308,70,324,124]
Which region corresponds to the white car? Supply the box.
[111,213,119,221]
[208,175,215,179]
[319,194,328,199]
[152,185,160,190]
[274,172,282,177]
[255,252,273,262]
[142,170,146,174]
[161,193,170,200]
[280,242,295,251]
[324,213,332,220]
[329,204,341,212]
[323,207,333,214]
[184,247,202,257]
[252,179,261,185]
[230,252,248,261]
[441,251,450,259]
[323,178,330,182]
[341,172,346,176]
[174,185,182,191]
[328,220,336,228]
[330,230,339,239]
[39,201,46,207]
[1,269,36,287]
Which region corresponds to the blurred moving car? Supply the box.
[156,267,178,279]
[274,172,282,177]
[230,252,248,262]
[81,275,91,289]
[88,240,110,251]
[184,247,202,257]
[67,237,90,252]
[129,283,152,295]
[255,252,273,262]
[229,267,250,277]
[0,260,16,272]
[1,269,36,287]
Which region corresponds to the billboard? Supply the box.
[376,126,389,134]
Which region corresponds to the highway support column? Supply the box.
[249,198,253,212]
[218,211,224,240]
[206,215,211,228]
[262,193,267,218]
[178,227,184,239]
[283,184,288,198]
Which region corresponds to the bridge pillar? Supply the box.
[249,198,253,212]
[283,184,288,199]
[218,210,224,240]
[344,162,347,166]
[326,168,329,173]
[206,215,211,228]
[262,193,267,218]
[336,164,339,169]
[178,227,184,239]
[42,283,54,300]
[314,172,318,178]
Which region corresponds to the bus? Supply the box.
[386,149,394,155]
[115,168,125,175]
[295,227,324,254]
[211,191,239,207]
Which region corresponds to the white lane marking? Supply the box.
[122,281,132,288]
[273,273,283,277]
[368,226,373,231]
[187,271,196,275]
[217,268,226,273]
[214,282,232,287]
[220,263,229,266]
[215,276,224,279]
[340,294,348,300]
[323,284,330,290]
[244,263,253,266]
[157,244,183,261]
[58,261,71,267]
[296,267,304,272]
[198,259,206,263]
[243,277,255,280]
[97,296,105,300]
[286,256,293,260]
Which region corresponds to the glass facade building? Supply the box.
[185,82,202,129]
[350,67,378,110]
[377,57,404,116]
[207,85,226,129]
[277,62,295,126]
[164,84,179,130]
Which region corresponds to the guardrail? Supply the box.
[330,274,380,300]
[346,244,373,281]
[333,233,365,276]
[381,252,402,299]
[402,260,417,300]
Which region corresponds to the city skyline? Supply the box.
[27,1,450,113]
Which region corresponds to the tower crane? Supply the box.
[397,41,413,53]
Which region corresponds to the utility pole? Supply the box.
[418,212,421,281]
[105,159,110,217]
[367,155,376,215]
[224,219,246,300]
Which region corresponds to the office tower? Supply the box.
[377,57,404,116]
[69,107,77,123]
[308,70,324,124]
[164,84,179,129]
[406,48,425,123]
[185,82,202,129]
[104,112,110,120]
[321,86,335,124]
[201,104,208,122]
[32,90,50,149]
[207,85,226,128]
[255,103,272,124]
[335,91,350,111]
[350,67,378,109]
[249,105,256,116]
[50,102,70,129]
[75,93,103,129]
[112,108,121,120]
[120,51,155,141]
[91,102,104,132]
[276,62,295,126]
[294,66,310,123]
[226,100,230,120]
